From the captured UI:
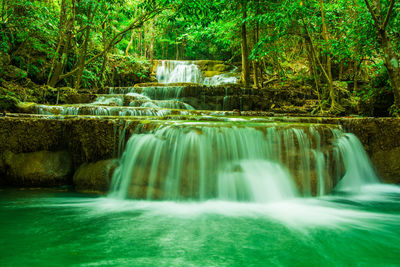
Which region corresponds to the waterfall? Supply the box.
[155,60,239,85]
[92,96,124,106]
[156,61,203,84]
[335,133,379,191]
[34,84,194,116]
[217,160,298,203]
[108,124,377,202]
[109,125,380,202]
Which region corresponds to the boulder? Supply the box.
[0,150,73,186]
[73,159,119,194]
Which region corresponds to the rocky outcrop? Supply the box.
[0,150,72,186]
[0,117,136,167]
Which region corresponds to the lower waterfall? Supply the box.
[109,124,379,201]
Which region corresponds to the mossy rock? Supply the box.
[0,150,73,186]
[73,159,119,194]
[212,64,231,72]
[16,102,37,113]
[0,95,20,112]
[203,71,224,78]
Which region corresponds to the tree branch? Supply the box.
[383,0,396,30]
[363,0,380,27]
[58,6,165,81]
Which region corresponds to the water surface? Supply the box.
[1,186,400,266]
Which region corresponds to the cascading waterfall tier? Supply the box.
[155,60,238,85]
[31,84,195,117]
[109,123,379,202]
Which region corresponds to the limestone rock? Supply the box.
[371,148,400,184]
[0,150,73,186]
[73,159,119,194]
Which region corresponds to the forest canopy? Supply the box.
[1,0,399,115]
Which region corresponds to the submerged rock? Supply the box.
[0,150,73,186]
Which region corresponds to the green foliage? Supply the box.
[1,0,399,115]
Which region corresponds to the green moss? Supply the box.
[0,95,20,112]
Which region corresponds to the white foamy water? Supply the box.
[109,124,381,202]
[156,61,203,84]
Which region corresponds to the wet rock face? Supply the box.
[73,159,119,194]
[0,150,73,186]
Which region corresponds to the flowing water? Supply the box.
[109,124,377,201]
[1,186,400,266]
[155,60,238,85]
[3,60,400,266]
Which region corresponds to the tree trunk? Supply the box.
[381,33,400,108]
[175,30,179,60]
[48,0,76,87]
[339,60,344,80]
[252,26,259,88]
[364,0,400,109]
[125,29,135,56]
[74,25,91,89]
[138,31,142,57]
[353,60,358,92]
[241,0,250,87]
[75,4,97,90]
[319,0,336,111]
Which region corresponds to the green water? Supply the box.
[1,186,400,267]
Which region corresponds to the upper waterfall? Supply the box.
[156,61,204,84]
[155,60,238,85]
